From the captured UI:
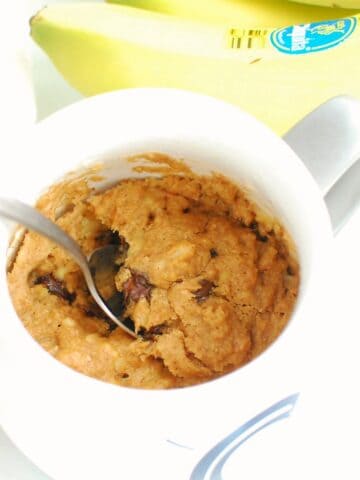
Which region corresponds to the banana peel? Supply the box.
[288,0,360,8]
[106,0,358,26]
[31,3,360,135]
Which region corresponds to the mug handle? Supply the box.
[283,96,360,234]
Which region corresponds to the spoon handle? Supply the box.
[0,197,87,267]
[0,197,136,337]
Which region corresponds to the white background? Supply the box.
[1,1,359,478]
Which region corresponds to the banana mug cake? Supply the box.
[8,154,299,389]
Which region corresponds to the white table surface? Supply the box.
[1,2,359,478]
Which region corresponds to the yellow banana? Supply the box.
[288,0,360,8]
[107,0,358,26]
[31,3,360,135]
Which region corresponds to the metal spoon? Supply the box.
[0,197,136,338]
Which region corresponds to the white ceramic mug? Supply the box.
[0,89,359,480]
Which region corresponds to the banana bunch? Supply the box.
[31,2,360,134]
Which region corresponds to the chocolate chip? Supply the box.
[122,271,153,303]
[120,373,129,379]
[147,212,155,225]
[287,266,294,276]
[258,234,268,243]
[83,306,102,318]
[192,279,215,304]
[138,323,167,341]
[34,274,76,304]
[249,221,268,243]
[210,248,218,258]
[182,207,191,214]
